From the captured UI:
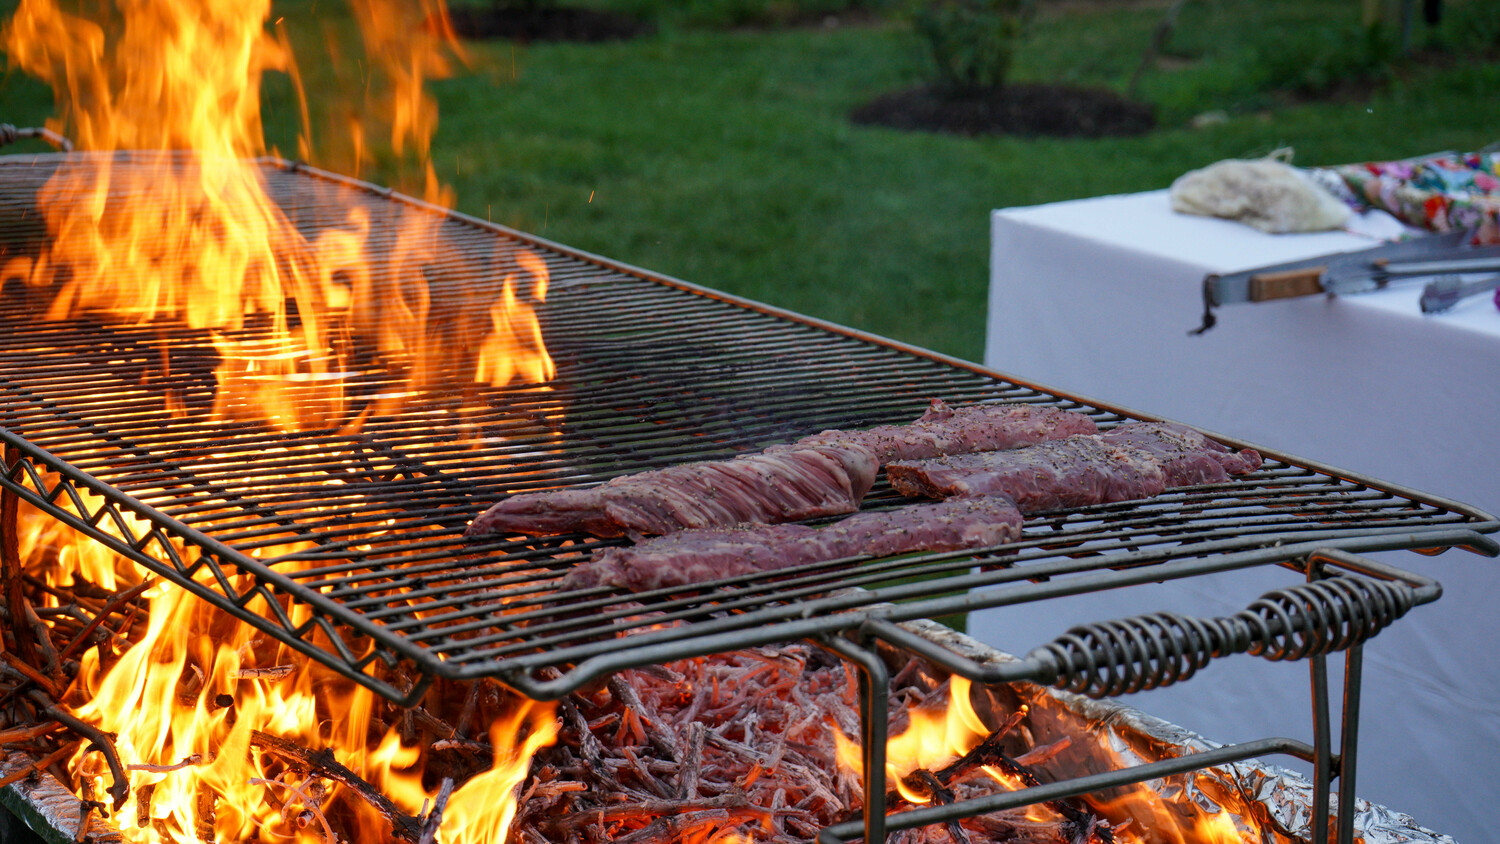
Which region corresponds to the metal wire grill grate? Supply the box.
[2,152,1494,703]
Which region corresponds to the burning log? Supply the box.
[929,728,1112,844]
[416,777,454,844]
[908,769,974,844]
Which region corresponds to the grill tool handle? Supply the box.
[1246,266,1327,301]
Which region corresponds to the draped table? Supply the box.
[973,189,1500,842]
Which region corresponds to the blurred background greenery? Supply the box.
[2,0,1498,361]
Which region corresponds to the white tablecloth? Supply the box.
[973,190,1500,842]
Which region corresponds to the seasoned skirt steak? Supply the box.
[887,422,1262,512]
[889,437,1166,511]
[466,445,880,539]
[775,400,1098,462]
[467,401,1095,540]
[1099,421,1263,485]
[561,496,1024,592]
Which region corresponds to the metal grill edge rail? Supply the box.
[1,153,1496,706]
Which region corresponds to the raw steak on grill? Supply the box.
[466,399,1093,540]
[888,437,1167,512]
[466,444,880,539]
[1099,421,1263,485]
[887,422,1262,513]
[561,495,1024,592]
[775,399,1098,462]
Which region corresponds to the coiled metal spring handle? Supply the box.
[1027,575,1417,699]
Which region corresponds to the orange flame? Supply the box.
[4,0,561,823]
[476,250,556,387]
[440,699,560,842]
[834,676,1262,842]
[834,677,1048,815]
[0,0,552,435]
[15,478,556,844]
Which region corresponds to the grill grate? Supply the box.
[2,152,1495,704]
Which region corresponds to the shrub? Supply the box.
[1430,0,1500,54]
[667,0,893,29]
[1247,21,1397,96]
[910,0,1036,94]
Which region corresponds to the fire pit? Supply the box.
[2,152,1497,844]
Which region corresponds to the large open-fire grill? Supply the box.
[3,151,1498,843]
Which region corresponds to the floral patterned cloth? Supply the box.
[1328,151,1500,245]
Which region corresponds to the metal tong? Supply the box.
[1419,274,1500,314]
[1192,230,1500,333]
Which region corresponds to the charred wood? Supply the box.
[26,690,128,810]
[416,776,454,844]
[249,729,422,842]
[0,742,77,791]
[933,726,1112,844]
[909,769,974,844]
[56,579,153,662]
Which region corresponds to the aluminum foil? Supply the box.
[0,751,122,844]
[897,615,1457,844]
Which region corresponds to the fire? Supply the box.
[834,675,1260,843]
[15,480,558,843]
[1087,767,1258,844]
[0,0,554,435]
[440,700,559,842]
[475,250,557,387]
[834,676,1049,815]
[0,0,563,824]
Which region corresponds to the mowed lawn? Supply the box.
[4,0,1499,361]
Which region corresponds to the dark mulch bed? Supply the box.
[446,5,655,42]
[851,82,1156,138]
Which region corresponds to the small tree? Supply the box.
[910,0,1036,94]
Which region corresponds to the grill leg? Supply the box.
[1310,654,1333,844]
[1306,556,1368,844]
[823,631,891,844]
[1336,645,1363,844]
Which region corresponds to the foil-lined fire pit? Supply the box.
[1,615,1458,844]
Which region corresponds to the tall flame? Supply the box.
[4,0,564,836]
[0,0,553,434]
[440,700,560,842]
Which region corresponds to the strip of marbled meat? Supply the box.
[466,400,1091,540]
[776,399,1098,462]
[465,444,879,539]
[561,495,1024,592]
[888,422,1263,512]
[887,436,1168,512]
[1099,421,1263,485]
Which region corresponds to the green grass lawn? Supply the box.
[4,0,1498,361]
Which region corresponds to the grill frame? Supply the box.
[2,152,1496,706]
